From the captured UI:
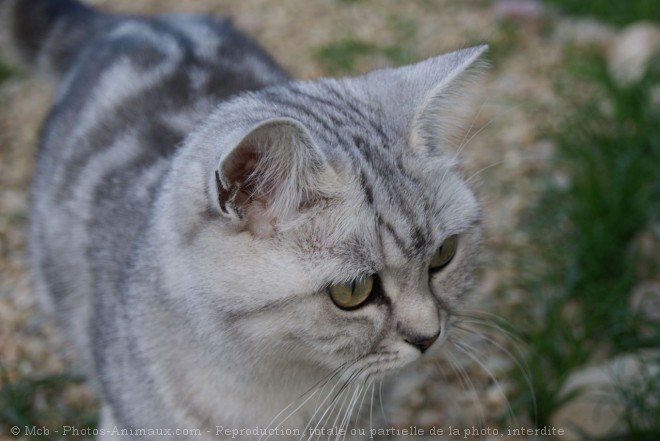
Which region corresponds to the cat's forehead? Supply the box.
[358,164,479,266]
[262,79,481,266]
[256,78,399,150]
[294,154,479,276]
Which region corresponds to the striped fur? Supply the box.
[8,0,487,438]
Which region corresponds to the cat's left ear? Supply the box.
[214,118,331,234]
[363,44,488,154]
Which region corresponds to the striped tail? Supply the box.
[2,0,114,78]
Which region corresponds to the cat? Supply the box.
[5,0,487,439]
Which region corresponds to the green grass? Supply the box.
[0,363,98,440]
[612,353,660,441]
[485,19,525,68]
[0,58,14,85]
[312,17,416,74]
[506,49,660,435]
[545,0,660,27]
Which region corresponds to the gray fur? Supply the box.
[7,0,487,438]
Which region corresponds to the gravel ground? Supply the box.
[0,1,641,440]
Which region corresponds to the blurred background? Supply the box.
[0,0,658,440]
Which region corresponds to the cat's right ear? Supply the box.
[214,117,331,235]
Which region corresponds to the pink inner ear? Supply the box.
[219,139,280,237]
[217,118,329,227]
[224,143,259,187]
[221,142,263,207]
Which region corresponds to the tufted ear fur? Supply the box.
[362,44,488,155]
[215,118,329,235]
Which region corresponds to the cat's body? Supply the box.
[5,0,486,439]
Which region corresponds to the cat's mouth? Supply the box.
[362,327,452,377]
[355,347,427,379]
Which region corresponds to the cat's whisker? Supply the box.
[378,379,387,427]
[444,351,473,415]
[457,312,528,348]
[259,388,320,441]
[466,153,546,185]
[435,358,451,386]
[457,308,520,328]
[336,383,362,441]
[453,340,519,428]
[441,100,492,184]
[332,379,362,440]
[303,364,365,441]
[456,320,529,366]
[304,383,345,441]
[455,310,535,388]
[454,97,489,157]
[329,366,366,409]
[445,347,487,430]
[347,384,367,439]
[352,377,373,434]
[261,362,353,441]
[457,117,495,161]
[325,386,350,441]
[328,368,366,440]
[312,362,359,412]
[305,362,352,400]
[454,111,495,167]
[454,321,537,422]
[300,367,355,441]
[369,381,375,435]
[323,374,362,441]
[348,377,373,436]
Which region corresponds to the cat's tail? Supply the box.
[1,0,115,79]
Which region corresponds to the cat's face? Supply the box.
[254,157,482,377]
[160,45,485,384]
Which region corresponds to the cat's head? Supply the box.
[162,45,487,381]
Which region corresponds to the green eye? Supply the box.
[430,235,458,272]
[329,275,374,309]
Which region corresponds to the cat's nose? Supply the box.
[405,331,440,353]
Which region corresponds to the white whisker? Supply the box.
[261,363,350,441]
[455,321,537,422]
[336,384,362,441]
[378,379,387,426]
[352,377,373,434]
[454,341,518,427]
[457,314,528,348]
[446,349,487,429]
[456,115,493,161]
[324,382,352,441]
[369,382,375,435]
[466,154,546,185]
[301,368,354,441]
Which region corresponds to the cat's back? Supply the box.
[6,0,289,362]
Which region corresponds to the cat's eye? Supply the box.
[329,276,374,309]
[429,235,458,272]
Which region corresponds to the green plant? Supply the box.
[0,362,98,440]
[507,49,660,434]
[613,354,660,441]
[312,17,416,74]
[544,0,660,27]
[0,58,14,84]
[487,19,523,67]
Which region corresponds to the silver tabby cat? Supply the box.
[5,0,487,439]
